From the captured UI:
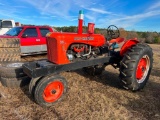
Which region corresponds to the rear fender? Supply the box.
[120,39,139,56]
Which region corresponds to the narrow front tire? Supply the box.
[34,75,67,107]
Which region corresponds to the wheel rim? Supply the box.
[136,55,150,83]
[43,81,64,103]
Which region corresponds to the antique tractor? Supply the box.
[23,10,153,107]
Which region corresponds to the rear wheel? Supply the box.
[0,48,20,54]
[119,43,153,91]
[0,38,20,47]
[0,38,21,63]
[0,56,21,62]
[34,75,67,107]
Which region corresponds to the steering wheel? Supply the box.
[107,25,120,40]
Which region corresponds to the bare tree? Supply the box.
[119,28,127,39]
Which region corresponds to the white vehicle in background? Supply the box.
[0,19,21,35]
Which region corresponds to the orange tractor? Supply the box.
[23,10,153,107]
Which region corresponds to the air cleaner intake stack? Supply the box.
[88,23,95,34]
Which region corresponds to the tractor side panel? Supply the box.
[120,39,139,56]
[47,36,70,65]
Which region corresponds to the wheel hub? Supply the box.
[51,90,57,94]
[43,81,64,103]
[142,67,145,72]
[136,55,150,83]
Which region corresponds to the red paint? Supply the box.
[20,26,53,46]
[0,26,54,46]
[88,23,95,34]
[78,19,83,34]
[136,58,147,80]
[109,37,124,44]
[73,46,85,52]
[47,32,106,64]
[43,81,64,103]
[120,39,139,56]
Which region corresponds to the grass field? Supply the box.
[0,44,160,120]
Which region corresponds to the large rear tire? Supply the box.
[119,43,153,91]
[0,38,20,47]
[0,48,20,54]
[0,56,21,62]
[0,38,21,63]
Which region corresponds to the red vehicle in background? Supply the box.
[1,26,54,55]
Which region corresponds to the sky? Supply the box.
[0,0,160,32]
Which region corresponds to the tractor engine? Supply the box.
[46,32,107,65]
[67,44,108,61]
[67,44,92,60]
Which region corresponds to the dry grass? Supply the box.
[0,44,160,120]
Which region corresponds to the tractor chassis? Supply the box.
[23,55,119,79]
[23,54,120,96]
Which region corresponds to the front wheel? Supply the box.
[119,43,153,91]
[34,75,67,107]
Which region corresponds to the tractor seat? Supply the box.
[109,37,124,44]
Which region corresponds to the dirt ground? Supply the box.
[0,44,160,120]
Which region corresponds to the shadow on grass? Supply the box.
[20,66,160,120]
[151,68,160,77]
[122,80,160,119]
[20,84,35,103]
[75,67,160,119]
[74,68,121,89]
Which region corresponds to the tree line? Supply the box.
[54,26,160,44]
